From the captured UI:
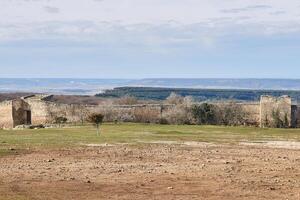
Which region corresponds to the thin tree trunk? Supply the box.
[96,124,100,136]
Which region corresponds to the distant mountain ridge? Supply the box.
[1,78,300,95]
[127,78,300,90]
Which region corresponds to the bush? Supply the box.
[157,118,169,125]
[164,92,184,105]
[114,95,138,105]
[271,109,289,128]
[54,116,68,127]
[133,107,160,123]
[87,113,104,135]
[215,103,249,126]
[191,103,216,125]
[87,113,104,125]
[162,105,192,125]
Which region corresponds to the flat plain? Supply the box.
[0,124,299,200]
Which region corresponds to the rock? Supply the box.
[167,187,173,190]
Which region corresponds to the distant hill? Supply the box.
[0,93,34,102]
[97,87,300,102]
[127,78,300,90]
[1,78,300,95]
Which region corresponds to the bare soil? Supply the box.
[0,143,299,200]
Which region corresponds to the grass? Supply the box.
[0,123,300,155]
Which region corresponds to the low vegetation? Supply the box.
[0,123,300,152]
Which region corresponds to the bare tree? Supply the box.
[115,95,138,105]
[164,92,184,105]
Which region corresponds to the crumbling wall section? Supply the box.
[24,99,50,125]
[0,101,13,129]
[25,96,172,125]
[12,99,31,127]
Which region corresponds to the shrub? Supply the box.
[115,95,138,105]
[54,116,68,127]
[162,105,192,125]
[215,102,249,126]
[133,107,160,123]
[87,113,104,135]
[271,109,289,128]
[157,118,169,125]
[191,103,216,125]
[164,92,184,105]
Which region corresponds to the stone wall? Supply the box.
[0,95,296,128]
[0,101,13,129]
[23,99,49,125]
[24,95,171,125]
[12,99,31,127]
[22,95,265,126]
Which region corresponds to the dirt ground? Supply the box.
[0,142,299,200]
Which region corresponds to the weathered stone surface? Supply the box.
[0,94,299,129]
[0,101,13,129]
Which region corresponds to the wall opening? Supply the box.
[26,110,31,125]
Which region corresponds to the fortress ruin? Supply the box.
[0,94,299,129]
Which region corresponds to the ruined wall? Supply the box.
[12,99,31,127]
[0,101,13,129]
[91,104,168,123]
[260,96,292,127]
[19,95,298,127]
[24,95,171,125]
[24,99,50,125]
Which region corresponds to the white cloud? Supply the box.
[0,0,300,45]
[44,6,60,14]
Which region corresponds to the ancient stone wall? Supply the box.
[23,99,50,125]
[24,95,171,125]
[7,95,298,128]
[12,99,31,127]
[0,101,13,129]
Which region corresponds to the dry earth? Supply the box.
[0,143,299,200]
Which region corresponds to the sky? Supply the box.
[0,0,300,78]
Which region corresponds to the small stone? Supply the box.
[167,187,173,190]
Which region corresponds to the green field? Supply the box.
[1,123,300,156]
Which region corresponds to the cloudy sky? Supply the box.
[1,0,300,78]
